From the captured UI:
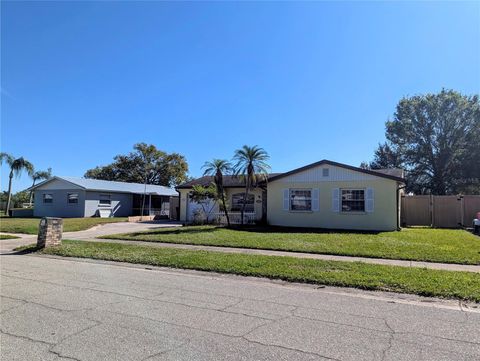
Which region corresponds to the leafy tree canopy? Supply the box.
[190,184,218,203]
[84,143,189,187]
[367,89,480,195]
[1,190,30,209]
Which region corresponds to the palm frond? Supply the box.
[0,152,15,167]
[202,159,232,176]
[11,157,34,178]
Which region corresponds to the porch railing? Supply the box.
[212,212,256,225]
[149,208,170,217]
[132,208,170,217]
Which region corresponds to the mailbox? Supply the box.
[37,217,63,248]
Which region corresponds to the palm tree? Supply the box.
[29,167,52,205]
[233,145,270,225]
[202,159,232,227]
[0,153,34,214]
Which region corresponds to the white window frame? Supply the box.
[340,188,365,213]
[99,194,111,207]
[67,193,79,204]
[43,193,53,204]
[289,188,312,212]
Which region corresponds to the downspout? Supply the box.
[175,187,181,223]
[396,183,406,230]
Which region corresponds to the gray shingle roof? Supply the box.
[176,174,281,189]
[34,176,178,196]
[372,168,405,179]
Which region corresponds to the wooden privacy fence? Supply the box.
[401,195,480,228]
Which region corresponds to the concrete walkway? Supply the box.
[0,221,181,254]
[78,237,480,274]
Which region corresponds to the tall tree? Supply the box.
[29,167,52,205]
[0,153,34,214]
[202,159,232,227]
[233,145,270,225]
[84,143,189,187]
[369,143,404,170]
[370,90,480,194]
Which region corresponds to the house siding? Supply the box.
[272,164,381,183]
[267,179,398,231]
[33,189,86,218]
[84,191,133,217]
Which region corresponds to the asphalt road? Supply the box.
[1,254,479,361]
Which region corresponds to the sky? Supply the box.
[1,1,479,193]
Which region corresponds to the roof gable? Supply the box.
[34,178,84,191]
[268,160,405,183]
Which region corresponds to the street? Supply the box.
[1,254,479,361]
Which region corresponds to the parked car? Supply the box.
[474,212,480,234]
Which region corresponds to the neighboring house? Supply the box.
[30,177,179,219]
[176,160,405,231]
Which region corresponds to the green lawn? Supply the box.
[22,240,480,302]
[101,226,480,265]
[0,217,128,234]
[0,234,20,240]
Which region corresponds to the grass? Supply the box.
[21,240,480,302]
[100,226,480,265]
[0,234,20,240]
[0,217,128,234]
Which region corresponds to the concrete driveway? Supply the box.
[0,221,181,254]
[1,254,479,361]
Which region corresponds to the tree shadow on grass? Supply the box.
[126,226,221,237]
[127,225,383,237]
[227,225,382,235]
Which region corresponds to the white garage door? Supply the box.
[186,199,216,221]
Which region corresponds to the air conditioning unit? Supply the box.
[98,209,113,218]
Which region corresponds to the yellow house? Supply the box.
[177,160,405,231]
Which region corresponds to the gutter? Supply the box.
[396,183,407,230]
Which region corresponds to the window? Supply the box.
[99,194,111,206]
[67,193,79,204]
[231,193,254,212]
[43,194,53,204]
[341,189,365,212]
[290,189,312,211]
[322,168,329,177]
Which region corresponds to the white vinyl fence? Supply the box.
[212,212,256,225]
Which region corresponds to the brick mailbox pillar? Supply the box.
[37,217,63,248]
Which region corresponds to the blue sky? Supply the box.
[2,1,479,192]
